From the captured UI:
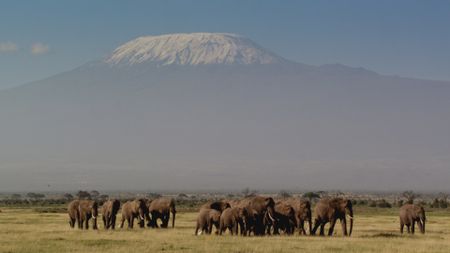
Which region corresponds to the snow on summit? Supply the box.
[105,33,284,66]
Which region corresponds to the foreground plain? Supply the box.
[1,207,450,253]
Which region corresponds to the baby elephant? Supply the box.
[219,207,245,235]
[400,204,426,234]
[195,208,221,235]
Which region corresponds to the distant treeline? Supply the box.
[0,190,448,210]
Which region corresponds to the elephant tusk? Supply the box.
[140,215,144,220]
[347,215,353,220]
[267,211,276,222]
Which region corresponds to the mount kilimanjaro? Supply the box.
[1,33,449,192]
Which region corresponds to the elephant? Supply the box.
[101,199,121,229]
[67,200,80,228]
[120,199,148,229]
[284,198,312,235]
[400,204,426,234]
[147,198,176,228]
[78,200,99,230]
[195,208,221,235]
[268,201,296,235]
[219,207,246,235]
[235,196,276,236]
[311,198,353,236]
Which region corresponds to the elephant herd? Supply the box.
[67,196,426,236]
[195,196,353,236]
[67,198,176,230]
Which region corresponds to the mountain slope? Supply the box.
[0,33,449,192]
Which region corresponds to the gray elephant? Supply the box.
[67,200,80,228]
[400,204,426,234]
[284,198,312,235]
[235,196,276,236]
[120,199,148,229]
[147,198,176,228]
[311,198,353,236]
[78,200,99,230]
[195,208,221,235]
[102,199,121,229]
[269,201,296,235]
[219,207,245,235]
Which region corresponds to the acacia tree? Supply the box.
[90,190,100,199]
[278,190,292,198]
[64,193,74,201]
[302,192,321,202]
[10,194,21,200]
[76,191,91,200]
[26,192,45,200]
[402,191,420,204]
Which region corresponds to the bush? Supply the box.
[278,190,292,198]
[368,200,377,207]
[376,199,392,208]
[357,199,368,206]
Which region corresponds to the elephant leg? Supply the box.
[152,212,160,228]
[128,217,133,229]
[319,223,325,236]
[311,219,321,235]
[328,219,337,236]
[111,216,116,229]
[120,217,125,229]
[406,224,410,233]
[195,223,200,236]
[411,220,415,234]
[102,216,107,229]
[69,217,75,228]
[77,217,82,229]
[340,218,348,236]
[417,220,423,234]
[162,215,169,228]
[93,217,98,230]
[300,220,307,235]
[235,222,239,235]
[400,222,404,234]
[85,217,89,230]
[219,222,223,235]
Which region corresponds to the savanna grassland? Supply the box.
[1,206,450,253]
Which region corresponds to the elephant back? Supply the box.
[275,201,295,217]
[149,197,175,212]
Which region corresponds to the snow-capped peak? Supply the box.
[105,33,284,66]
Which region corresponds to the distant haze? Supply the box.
[0,33,449,192]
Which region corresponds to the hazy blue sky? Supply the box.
[1,0,449,89]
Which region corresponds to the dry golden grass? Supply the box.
[1,207,450,253]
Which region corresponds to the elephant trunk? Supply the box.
[308,218,313,235]
[172,210,176,228]
[421,218,426,234]
[349,216,353,236]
